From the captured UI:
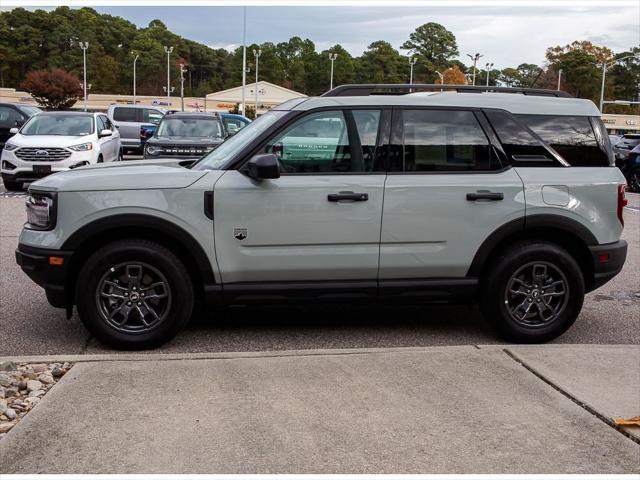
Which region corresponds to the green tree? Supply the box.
[401,22,459,80]
[355,41,406,84]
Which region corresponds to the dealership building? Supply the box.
[601,114,640,135]
[0,81,305,114]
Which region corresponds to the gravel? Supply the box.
[0,362,71,440]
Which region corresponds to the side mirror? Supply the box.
[9,127,19,135]
[99,129,113,138]
[245,153,280,180]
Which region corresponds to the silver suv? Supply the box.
[15,85,628,349]
[106,104,166,154]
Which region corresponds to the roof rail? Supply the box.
[321,84,573,98]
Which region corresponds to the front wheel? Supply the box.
[627,167,640,193]
[480,241,584,343]
[2,178,23,191]
[75,239,194,349]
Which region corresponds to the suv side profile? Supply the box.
[15,85,628,349]
[107,104,166,154]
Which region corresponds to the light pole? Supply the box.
[466,52,483,86]
[179,63,186,111]
[435,70,444,91]
[329,53,338,90]
[79,42,89,111]
[599,55,633,113]
[485,62,494,88]
[241,6,247,115]
[409,57,418,85]
[253,48,261,114]
[132,53,139,103]
[557,68,562,91]
[164,46,173,103]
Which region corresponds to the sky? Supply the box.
[7,4,640,69]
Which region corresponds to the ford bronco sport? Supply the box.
[15,84,628,349]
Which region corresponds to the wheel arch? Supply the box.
[467,214,597,291]
[62,214,217,305]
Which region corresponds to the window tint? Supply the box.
[143,109,164,125]
[113,107,137,122]
[401,110,495,171]
[224,118,248,133]
[265,110,381,173]
[0,107,20,128]
[96,115,106,132]
[102,116,114,131]
[484,110,557,166]
[517,114,610,167]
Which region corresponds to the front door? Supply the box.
[380,108,525,280]
[213,109,387,286]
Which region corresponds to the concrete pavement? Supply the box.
[0,345,638,474]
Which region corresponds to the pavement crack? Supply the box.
[503,348,640,446]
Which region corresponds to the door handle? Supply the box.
[466,191,504,201]
[327,191,369,202]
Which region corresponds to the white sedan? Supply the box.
[1,111,121,191]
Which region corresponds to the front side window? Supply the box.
[0,107,20,128]
[143,109,164,125]
[20,115,94,136]
[265,109,381,173]
[96,116,106,132]
[400,109,495,171]
[517,114,610,166]
[156,117,223,138]
[113,107,137,122]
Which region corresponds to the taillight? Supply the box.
[617,184,628,226]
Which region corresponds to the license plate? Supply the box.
[33,165,51,175]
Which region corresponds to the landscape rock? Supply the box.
[0,399,7,415]
[32,364,47,373]
[0,361,16,372]
[28,390,45,398]
[26,380,42,392]
[0,374,11,387]
[5,388,17,398]
[38,374,54,385]
[4,408,16,420]
[0,387,4,398]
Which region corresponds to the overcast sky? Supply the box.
[8,5,640,68]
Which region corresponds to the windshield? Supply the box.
[20,106,42,116]
[192,111,288,170]
[156,117,223,138]
[21,114,94,136]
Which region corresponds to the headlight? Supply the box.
[68,143,93,152]
[3,143,18,151]
[145,145,162,155]
[25,192,57,231]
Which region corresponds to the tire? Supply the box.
[2,179,23,191]
[628,167,640,193]
[118,148,124,161]
[75,239,194,349]
[97,154,103,163]
[480,241,584,343]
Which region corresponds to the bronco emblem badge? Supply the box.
[234,228,248,241]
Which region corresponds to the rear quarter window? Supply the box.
[113,108,138,122]
[517,114,611,167]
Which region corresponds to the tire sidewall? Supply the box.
[76,240,194,349]
[483,242,585,343]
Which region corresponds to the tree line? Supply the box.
[1,7,638,113]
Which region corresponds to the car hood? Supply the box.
[7,133,94,148]
[30,160,209,192]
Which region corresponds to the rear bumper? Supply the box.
[15,244,73,308]
[588,240,627,291]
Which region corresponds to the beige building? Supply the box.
[0,81,305,113]
[601,113,640,134]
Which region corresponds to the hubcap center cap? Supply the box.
[129,292,140,302]
[532,289,539,298]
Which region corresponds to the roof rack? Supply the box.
[321,84,573,98]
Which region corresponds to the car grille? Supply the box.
[15,147,72,162]
[161,146,212,156]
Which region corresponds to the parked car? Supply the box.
[612,133,640,163]
[616,143,640,192]
[0,103,42,151]
[107,104,165,154]
[1,111,121,191]
[608,134,621,146]
[221,113,251,135]
[143,111,227,160]
[15,84,627,349]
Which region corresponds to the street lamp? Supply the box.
[241,7,247,115]
[329,53,338,91]
[164,46,174,102]
[435,70,444,91]
[132,53,140,103]
[599,55,634,113]
[557,68,563,91]
[78,42,89,111]
[253,49,262,114]
[466,52,483,86]
[409,57,418,85]
[485,62,494,88]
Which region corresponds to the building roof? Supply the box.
[206,81,306,104]
[280,91,600,116]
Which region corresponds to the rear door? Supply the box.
[213,108,388,289]
[379,108,525,280]
[111,107,139,148]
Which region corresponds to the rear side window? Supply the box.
[113,108,137,122]
[484,110,559,166]
[400,109,497,171]
[518,114,610,167]
[143,109,164,125]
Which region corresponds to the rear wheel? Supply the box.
[75,239,194,349]
[97,154,103,163]
[2,179,23,191]
[628,167,640,193]
[480,241,584,343]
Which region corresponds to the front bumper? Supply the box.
[588,240,627,291]
[15,244,73,308]
[1,149,93,182]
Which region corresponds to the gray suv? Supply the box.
[106,104,166,154]
[15,85,628,349]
